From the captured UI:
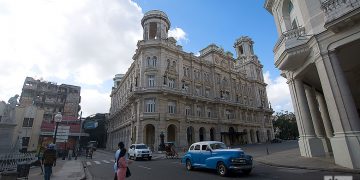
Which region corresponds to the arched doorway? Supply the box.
[267,130,271,142]
[187,126,194,146]
[144,124,155,151]
[210,128,215,141]
[256,130,260,143]
[199,127,206,141]
[250,129,255,143]
[167,124,176,143]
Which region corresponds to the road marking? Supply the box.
[102,160,110,163]
[86,161,91,166]
[110,159,115,162]
[152,156,164,160]
[94,161,101,164]
[137,165,151,170]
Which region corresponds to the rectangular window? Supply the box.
[168,101,176,114]
[145,98,156,112]
[197,106,201,117]
[205,89,210,97]
[207,110,211,118]
[168,78,175,88]
[22,137,30,147]
[225,110,234,119]
[148,75,155,87]
[0,116,2,122]
[185,106,191,116]
[195,87,201,96]
[22,118,34,127]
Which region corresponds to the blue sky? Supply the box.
[0,0,293,117]
[135,0,278,75]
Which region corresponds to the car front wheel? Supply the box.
[186,159,193,171]
[242,169,252,175]
[217,162,227,177]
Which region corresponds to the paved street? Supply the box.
[84,142,360,180]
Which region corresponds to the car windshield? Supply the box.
[135,145,148,149]
[209,143,227,150]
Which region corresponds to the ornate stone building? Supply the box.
[107,10,273,151]
[264,0,360,169]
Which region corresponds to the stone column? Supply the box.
[315,91,334,153]
[315,51,360,169]
[294,80,316,136]
[304,85,329,154]
[294,79,325,157]
[246,128,251,144]
[315,91,333,138]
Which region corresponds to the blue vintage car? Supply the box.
[182,141,253,176]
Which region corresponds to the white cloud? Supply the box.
[0,0,143,116]
[80,89,111,117]
[264,71,294,113]
[168,27,188,44]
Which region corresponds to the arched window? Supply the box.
[281,0,300,32]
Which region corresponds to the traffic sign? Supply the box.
[83,121,98,129]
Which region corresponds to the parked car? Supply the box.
[128,144,152,160]
[182,141,253,177]
[271,138,282,143]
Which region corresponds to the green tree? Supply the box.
[273,111,298,140]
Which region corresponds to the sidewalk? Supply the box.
[28,158,85,180]
[254,147,360,174]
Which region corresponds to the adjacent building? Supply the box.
[264,0,360,169]
[107,10,274,151]
[18,77,85,151]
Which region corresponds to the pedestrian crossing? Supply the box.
[84,155,179,166]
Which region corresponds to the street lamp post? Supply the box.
[53,112,63,144]
[75,112,83,160]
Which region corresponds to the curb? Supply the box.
[255,159,360,174]
[81,161,93,180]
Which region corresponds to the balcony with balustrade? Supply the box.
[273,26,311,71]
[321,0,360,32]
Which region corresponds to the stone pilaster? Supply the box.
[294,79,325,157]
[304,85,329,154]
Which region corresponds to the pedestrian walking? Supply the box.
[113,142,122,180]
[117,149,129,180]
[113,142,131,180]
[42,144,57,180]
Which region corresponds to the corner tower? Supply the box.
[141,10,171,41]
[234,36,264,83]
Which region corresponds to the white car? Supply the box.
[128,144,152,160]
